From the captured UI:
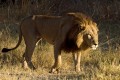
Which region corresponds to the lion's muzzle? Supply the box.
[91,44,98,50]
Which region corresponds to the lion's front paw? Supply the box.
[49,68,59,74]
[75,65,81,73]
[75,68,81,73]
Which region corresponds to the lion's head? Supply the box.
[62,13,99,52]
[77,21,99,50]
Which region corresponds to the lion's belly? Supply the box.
[39,29,59,44]
[35,17,62,44]
[41,35,55,44]
[37,25,60,44]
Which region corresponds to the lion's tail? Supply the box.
[2,27,22,53]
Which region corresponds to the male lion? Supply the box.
[2,12,99,73]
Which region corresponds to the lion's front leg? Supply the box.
[72,52,81,72]
[50,44,62,73]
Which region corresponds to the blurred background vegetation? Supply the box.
[0,0,120,22]
[0,0,120,80]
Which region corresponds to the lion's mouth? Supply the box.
[91,45,98,50]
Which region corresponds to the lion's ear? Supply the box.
[80,26,86,31]
[68,23,86,39]
[79,23,86,31]
[74,21,86,31]
[68,24,79,39]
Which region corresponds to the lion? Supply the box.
[2,12,99,73]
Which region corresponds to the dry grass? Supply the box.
[0,1,120,79]
[0,21,120,80]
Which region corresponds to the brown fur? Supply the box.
[2,12,99,73]
[61,13,98,53]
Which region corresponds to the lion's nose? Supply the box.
[93,41,98,45]
[93,40,98,46]
[94,44,98,48]
[94,43,98,46]
[93,41,98,47]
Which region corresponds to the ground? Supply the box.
[0,20,120,80]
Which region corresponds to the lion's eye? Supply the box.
[88,34,91,39]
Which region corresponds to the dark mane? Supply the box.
[61,37,80,53]
[61,12,92,53]
[67,12,94,26]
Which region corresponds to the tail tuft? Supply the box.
[2,48,11,53]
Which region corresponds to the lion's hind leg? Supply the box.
[22,36,39,70]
